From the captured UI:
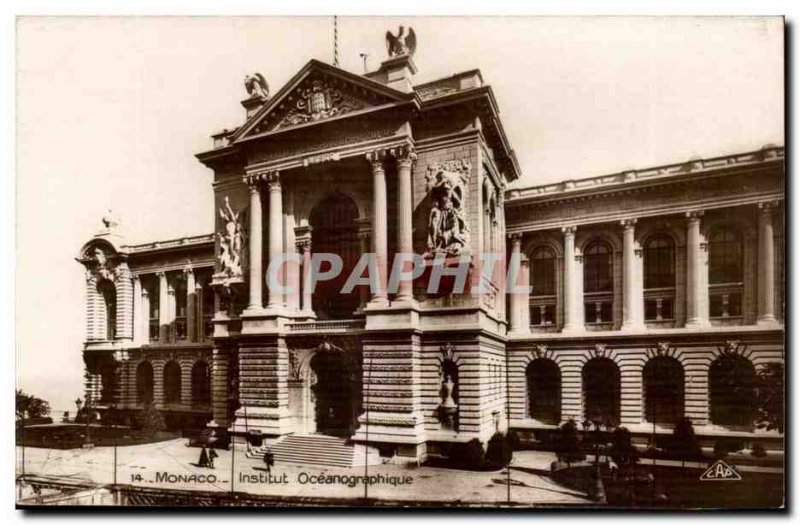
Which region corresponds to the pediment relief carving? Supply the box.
[248,74,394,135]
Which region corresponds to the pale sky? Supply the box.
[16,16,783,412]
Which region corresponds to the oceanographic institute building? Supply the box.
[76,37,784,465]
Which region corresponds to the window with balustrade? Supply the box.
[583,241,614,327]
[708,228,744,320]
[148,281,159,341]
[174,277,187,341]
[643,235,676,324]
[201,278,215,341]
[529,246,557,330]
[97,280,117,340]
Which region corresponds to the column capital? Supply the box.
[183,265,194,276]
[685,210,704,222]
[366,149,387,168]
[561,225,577,236]
[392,144,417,168]
[132,274,141,283]
[620,218,637,229]
[242,169,279,190]
[295,236,312,251]
[156,270,167,279]
[508,232,523,243]
[758,200,780,213]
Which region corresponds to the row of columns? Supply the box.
[508,202,780,333]
[131,268,207,344]
[242,145,417,315]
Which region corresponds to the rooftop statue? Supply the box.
[101,208,119,232]
[244,72,270,100]
[385,26,417,58]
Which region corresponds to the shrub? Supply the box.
[450,438,486,469]
[556,419,586,466]
[136,403,166,436]
[665,417,703,464]
[486,432,513,467]
[750,443,767,458]
[608,427,639,468]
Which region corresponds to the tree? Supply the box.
[608,427,639,469]
[755,362,783,433]
[16,390,50,419]
[136,402,166,435]
[665,417,703,467]
[556,419,586,467]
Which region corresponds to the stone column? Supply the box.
[141,288,150,342]
[157,271,169,343]
[245,179,264,312]
[508,233,529,333]
[167,280,176,343]
[266,171,284,311]
[562,226,583,332]
[757,201,778,324]
[208,345,230,429]
[132,275,143,343]
[395,147,416,304]
[368,151,389,306]
[685,211,709,328]
[357,227,371,312]
[185,267,197,342]
[297,236,315,318]
[621,219,644,330]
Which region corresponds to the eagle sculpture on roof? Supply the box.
[244,72,269,99]
[385,26,417,58]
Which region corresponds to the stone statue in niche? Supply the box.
[215,196,245,282]
[425,161,471,256]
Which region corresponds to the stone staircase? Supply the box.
[249,434,355,468]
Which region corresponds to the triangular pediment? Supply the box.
[233,60,412,142]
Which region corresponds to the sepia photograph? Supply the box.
[14,14,785,509]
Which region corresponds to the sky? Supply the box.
[16,16,783,412]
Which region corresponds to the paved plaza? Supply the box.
[17,441,588,505]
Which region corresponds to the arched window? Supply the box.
[709,355,756,427]
[136,361,154,405]
[530,246,557,327]
[163,361,182,405]
[191,361,211,407]
[526,359,561,424]
[583,357,620,426]
[583,241,613,324]
[97,280,117,340]
[643,235,676,321]
[643,356,684,424]
[708,229,744,318]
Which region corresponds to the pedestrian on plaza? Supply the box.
[264,450,275,474]
[197,445,210,468]
[209,446,218,469]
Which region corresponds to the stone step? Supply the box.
[249,434,356,468]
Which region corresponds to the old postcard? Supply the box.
[15,16,785,509]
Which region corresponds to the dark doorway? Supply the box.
[310,349,360,437]
[309,193,360,320]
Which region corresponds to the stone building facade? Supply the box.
[77,46,784,462]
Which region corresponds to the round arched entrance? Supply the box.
[309,345,361,437]
[309,193,360,320]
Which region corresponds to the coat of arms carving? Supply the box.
[277,79,366,129]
